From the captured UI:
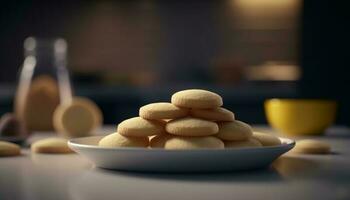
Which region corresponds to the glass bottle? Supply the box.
[14,37,73,132]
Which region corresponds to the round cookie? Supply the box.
[139,102,188,120]
[171,89,223,109]
[190,107,235,122]
[98,132,149,148]
[216,120,253,141]
[224,138,262,148]
[0,141,21,157]
[53,97,103,138]
[292,139,331,154]
[253,132,281,146]
[117,117,165,137]
[166,117,219,137]
[149,134,172,148]
[31,138,74,154]
[165,136,224,150]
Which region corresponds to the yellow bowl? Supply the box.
[264,99,337,136]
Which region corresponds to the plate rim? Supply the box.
[68,135,295,153]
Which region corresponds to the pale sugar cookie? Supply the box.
[149,134,172,148]
[117,117,165,137]
[31,138,74,154]
[166,117,219,137]
[165,136,224,150]
[291,139,331,154]
[217,120,253,141]
[0,141,21,157]
[53,97,103,138]
[98,132,149,148]
[171,89,223,109]
[224,138,262,148]
[252,132,281,146]
[139,102,188,120]
[190,107,234,121]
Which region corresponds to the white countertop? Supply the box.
[1,126,350,200]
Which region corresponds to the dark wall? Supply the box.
[0,1,300,125]
[2,0,350,125]
[0,1,298,84]
[301,1,350,124]
[0,1,79,82]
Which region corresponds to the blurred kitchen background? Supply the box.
[0,0,349,125]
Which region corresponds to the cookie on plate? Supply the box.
[224,138,262,148]
[171,89,223,109]
[98,132,149,148]
[0,141,21,157]
[117,117,165,137]
[252,132,281,146]
[139,102,188,120]
[149,134,172,148]
[216,120,253,141]
[190,107,234,122]
[31,138,74,154]
[165,136,224,150]
[166,117,219,137]
[291,139,331,154]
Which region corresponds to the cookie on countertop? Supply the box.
[216,120,253,141]
[190,107,234,122]
[291,139,331,154]
[53,97,103,138]
[166,117,219,137]
[252,132,281,146]
[224,138,262,148]
[98,132,149,148]
[31,138,74,154]
[117,117,165,137]
[165,136,224,150]
[0,141,21,157]
[139,102,188,120]
[171,89,223,109]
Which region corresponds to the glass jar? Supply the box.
[14,37,73,132]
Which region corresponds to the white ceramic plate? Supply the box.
[68,136,295,172]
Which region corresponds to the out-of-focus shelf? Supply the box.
[0,82,298,124]
[0,82,298,102]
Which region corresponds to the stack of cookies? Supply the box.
[99,89,281,149]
